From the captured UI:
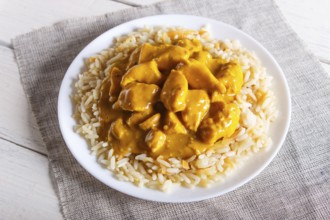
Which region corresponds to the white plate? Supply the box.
[58,14,291,202]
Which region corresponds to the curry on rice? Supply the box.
[73,27,277,191]
[98,37,243,159]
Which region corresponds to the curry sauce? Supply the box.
[98,37,243,159]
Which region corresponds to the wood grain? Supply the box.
[276,0,330,62]
[0,139,61,220]
[113,0,163,6]
[0,0,329,63]
[0,0,130,44]
[0,46,46,154]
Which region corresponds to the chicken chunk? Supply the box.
[116,82,160,112]
[198,102,240,144]
[181,90,210,131]
[126,46,141,70]
[160,70,188,112]
[191,51,212,66]
[108,67,124,102]
[108,118,148,156]
[210,62,243,102]
[139,113,161,131]
[109,118,126,140]
[177,59,225,93]
[214,62,243,94]
[121,60,163,87]
[138,43,190,70]
[145,130,166,153]
[138,43,160,64]
[206,58,227,73]
[126,108,154,127]
[163,112,187,134]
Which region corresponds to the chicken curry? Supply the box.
[98,37,243,159]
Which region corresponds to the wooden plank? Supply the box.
[276,0,330,62]
[0,0,130,44]
[0,0,328,63]
[0,46,46,154]
[0,139,62,220]
[113,0,164,6]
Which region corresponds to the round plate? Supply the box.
[58,14,291,202]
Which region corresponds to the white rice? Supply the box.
[73,26,277,192]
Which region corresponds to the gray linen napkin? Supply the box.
[13,0,330,219]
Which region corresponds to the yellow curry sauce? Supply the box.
[98,37,243,159]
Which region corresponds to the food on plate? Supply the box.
[73,26,277,191]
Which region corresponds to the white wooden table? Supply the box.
[1,0,329,219]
